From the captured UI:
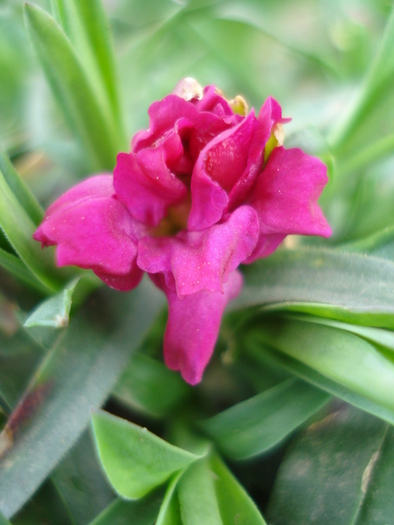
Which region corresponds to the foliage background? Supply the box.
[0,0,394,524]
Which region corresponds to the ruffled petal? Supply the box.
[33,175,144,291]
[247,146,331,262]
[138,206,258,296]
[114,134,188,227]
[188,113,257,230]
[228,96,288,210]
[132,95,198,151]
[152,270,243,385]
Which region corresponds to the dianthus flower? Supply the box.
[34,79,331,385]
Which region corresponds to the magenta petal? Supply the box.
[155,270,243,385]
[138,206,259,296]
[114,139,188,227]
[188,113,257,230]
[228,97,287,210]
[250,146,332,239]
[33,175,144,291]
[132,95,198,151]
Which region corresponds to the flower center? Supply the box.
[264,123,284,163]
[149,194,192,237]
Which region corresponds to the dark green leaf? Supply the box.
[0,281,164,518]
[113,353,190,417]
[201,379,330,459]
[91,409,201,500]
[267,406,388,525]
[52,431,114,525]
[24,4,121,171]
[12,479,74,525]
[354,426,394,525]
[235,248,394,328]
[24,278,79,328]
[88,491,163,525]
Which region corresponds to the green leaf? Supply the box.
[50,0,126,149]
[91,409,201,500]
[289,315,394,355]
[246,337,394,426]
[0,328,44,411]
[155,473,183,525]
[24,278,79,328]
[0,280,164,518]
[0,247,48,294]
[266,406,389,525]
[24,4,121,171]
[177,458,222,525]
[339,225,394,261]
[210,454,267,525]
[354,426,394,525]
[235,248,394,328]
[52,431,114,525]
[330,5,394,153]
[200,379,330,459]
[0,166,65,293]
[0,510,11,525]
[0,149,43,226]
[113,353,190,417]
[88,491,163,525]
[248,316,394,424]
[12,479,74,525]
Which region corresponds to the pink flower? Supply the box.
[34,79,331,385]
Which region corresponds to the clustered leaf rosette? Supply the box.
[34,79,331,385]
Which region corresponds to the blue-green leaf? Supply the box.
[24,278,79,328]
[235,248,394,328]
[0,280,164,518]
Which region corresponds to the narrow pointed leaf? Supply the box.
[201,379,330,459]
[249,317,394,423]
[24,4,120,171]
[155,472,183,525]
[210,455,267,525]
[0,280,164,518]
[92,410,201,500]
[0,248,48,294]
[24,278,79,328]
[247,338,394,425]
[0,168,64,292]
[0,150,43,226]
[235,248,394,328]
[267,406,389,525]
[50,0,126,147]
